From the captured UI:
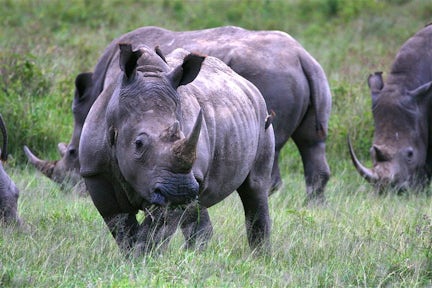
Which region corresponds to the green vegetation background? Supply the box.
[2,0,431,167]
[1,0,432,287]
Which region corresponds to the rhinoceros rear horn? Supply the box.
[409,81,432,98]
[172,110,203,169]
[119,43,143,80]
[57,142,68,157]
[168,53,205,88]
[347,135,379,184]
[0,114,8,161]
[23,146,55,178]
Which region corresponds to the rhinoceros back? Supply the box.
[387,24,432,89]
[168,49,272,206]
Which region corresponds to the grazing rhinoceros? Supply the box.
[79,44,275,255]
[23,73,92,194]
[348,24,432,192]
[0,114,21,225]
[25,25,331,203]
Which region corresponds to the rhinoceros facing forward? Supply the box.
[26,26,331,204]
[79,44,275,255]
[349,23,432,192]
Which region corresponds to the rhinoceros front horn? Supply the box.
[23,145,55,178]
[173,110,203,169]
[347,136,378,183]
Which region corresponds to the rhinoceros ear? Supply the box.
[409,81,432,99]
[168,53,205,89]
[74,72,93,101]
[119,43,143,80]
[368,72,384,100]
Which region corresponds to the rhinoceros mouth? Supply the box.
[150,189,199,208]
[373,180,402,194]
[150,192,167,206]
[149,173,200,207]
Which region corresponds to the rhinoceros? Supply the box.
[23,73,92,194]
[79,44,275,255]
[25,25,331,203]
[0,114,21,225]
[348,24,432,192]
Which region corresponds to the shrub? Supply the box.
[0,52,69,163]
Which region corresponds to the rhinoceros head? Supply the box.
[349,72,432,192]
[107,44,205,206]
[24,72,94,190]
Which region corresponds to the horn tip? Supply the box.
[23,145,31,156]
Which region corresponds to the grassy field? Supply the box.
[2,0,432,286]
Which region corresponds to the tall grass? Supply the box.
[1,0,432,286]
[2,166,432,286]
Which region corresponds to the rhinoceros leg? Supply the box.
[233,128,273,254]
[137,205,213,252]
[236,153,272,253]
[179,204,213,250]
[135,207,182,254]
[237,180,271,255]
[269,149,283,194]
[84,175,140,255]
[292,110,330,205]
[0,194,21,226]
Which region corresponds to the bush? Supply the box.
[0,52,70,163]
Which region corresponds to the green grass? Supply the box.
[1,0,432,286]
[2,165,432,287]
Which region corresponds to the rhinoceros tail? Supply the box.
[0,114,8,161]
[299,53,332,140]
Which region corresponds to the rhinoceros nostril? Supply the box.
[373,145,390,162]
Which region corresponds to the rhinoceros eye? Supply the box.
[135,139,144,149]
[404,147,414,162]
[134,133,150,158]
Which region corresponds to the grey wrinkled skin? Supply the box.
[0,114,22,225]
[79,45,275,255]
[349,23,432,193]
[0,164,21,225]
[27,26,331,204]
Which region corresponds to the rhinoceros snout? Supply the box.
[150,192,167,206]
[374,172,425,193]
[151,175,199,206]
